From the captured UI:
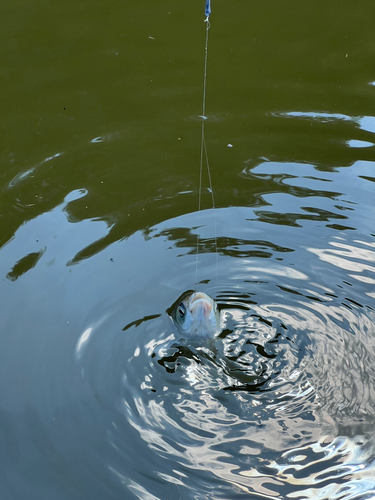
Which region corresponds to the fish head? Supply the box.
[169,290,221,339]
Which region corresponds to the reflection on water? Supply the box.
[1,0,375,497]
[276,111,375,135]
[1,151,375,499]
[246,436,375,499]
[347,139,374,148]
[115,276,375,498]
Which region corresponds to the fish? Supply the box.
[168,290,221,339]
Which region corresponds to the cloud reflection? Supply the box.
[277,111,375,135]
[307,239,375,286]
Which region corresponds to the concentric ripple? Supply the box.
[70,193,375,499]
[1,153,375,499]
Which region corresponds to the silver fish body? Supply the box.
[169,291,221,339]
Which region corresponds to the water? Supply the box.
[1,1,375,499]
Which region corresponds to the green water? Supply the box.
[1,1,375,499]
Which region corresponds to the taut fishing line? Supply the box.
[195,0,218,290]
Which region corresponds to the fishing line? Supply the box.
[195,0,218,290]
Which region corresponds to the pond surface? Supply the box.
[1,1,375,499]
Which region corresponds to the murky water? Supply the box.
[1,1,375,499]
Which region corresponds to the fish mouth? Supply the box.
[190,292,213,316]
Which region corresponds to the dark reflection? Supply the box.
[220,323,294,391]
[66,216,117,265]
[277,285,327,303]
[63,206,297,265]
[360,174,375,183]
[4,154,362,266]
[345,297,363,308]
[6,249,45,281]
[157,344,205,373]
[48,200,348,266]
[156,311,295,395]
[241,159,344,199]
[251,207,348,228]
[122,314,161,331]
[153,229,294,258]
[67,217,212,265]
[327,223,355,231]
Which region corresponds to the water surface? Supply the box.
[1,1,375,499]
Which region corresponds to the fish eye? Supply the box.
[178,303,186,318]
